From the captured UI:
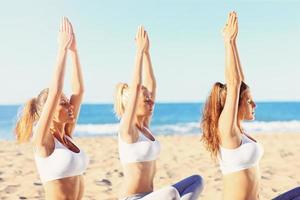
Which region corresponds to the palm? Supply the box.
[69,35,77,51]
[222,12,238,42]
[58,17,73,50]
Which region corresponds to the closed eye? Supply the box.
[247,99,255,106]
[60,100,69,106]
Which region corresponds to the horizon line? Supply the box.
[0,100,300,106]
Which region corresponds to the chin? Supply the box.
[248,115,255,121]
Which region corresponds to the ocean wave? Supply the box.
[74,123,119,136]
[74,120,300,136]
[243,120,300,133]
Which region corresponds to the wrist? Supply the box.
[136,49,144,55]
[58,47,68,54]
[224,39,235,46]
[70,49,78,55]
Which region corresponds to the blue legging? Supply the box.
[273,187,300,200]
[121,174,204,200]
[172,174,204,200]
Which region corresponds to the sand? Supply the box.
[0,133,300,200]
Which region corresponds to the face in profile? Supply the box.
[136,86,154,117]
[53,94,75,124]
[239,89,256,121]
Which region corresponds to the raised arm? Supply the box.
[120,26,147,141]
[64,19,84,137]
[142,31,156,126]
[232,21,245,82]
[34,17,72,154]
[218,12,242,147]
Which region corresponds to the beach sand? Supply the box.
[0,133,300,200]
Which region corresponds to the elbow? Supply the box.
[130,83,141,95]
[78,88,85,94]
[152,81,157,90]
[227,77,242,86]
[132,78,142,88]
[49,84,63,97]
[73,86,85,95]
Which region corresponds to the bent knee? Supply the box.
[192,174,205,191]
[192,174,204,184]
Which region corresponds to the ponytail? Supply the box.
[201,82,227,159]
[201,81,249,159]
[15,98,38,143]
[114,83,129,119]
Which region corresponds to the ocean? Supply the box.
[1,102,300,140]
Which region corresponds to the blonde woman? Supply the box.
[15,17,89,200]
[201,11,300,200]
[114,26,204,200]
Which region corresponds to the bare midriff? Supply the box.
[44,175,84,200]
[120,161,156,197]
[223,166,260,200]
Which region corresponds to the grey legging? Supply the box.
[121,174,204,200]
[273,187,300,200]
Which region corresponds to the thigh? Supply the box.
[77,176,85,200]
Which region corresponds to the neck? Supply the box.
[50,121,65,138]
[135,115,146,129]
[237,119,243,133]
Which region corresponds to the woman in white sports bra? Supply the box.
[114,26,204,200]
[201,11,300,200]
[15,17,89,200]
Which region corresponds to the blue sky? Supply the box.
[0,0,299,104]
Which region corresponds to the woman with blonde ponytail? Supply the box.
[201,12,300,200]
[15,98,38,142]
[14,17,89,200]
[115,26,203,200]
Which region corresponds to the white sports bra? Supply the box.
[219,134,264,174]
[34,135,89,183]
[118,127,161,164]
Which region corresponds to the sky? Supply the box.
[0,0,299,104]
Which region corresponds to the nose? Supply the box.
[149,99,154,106]
[252,102,256,108]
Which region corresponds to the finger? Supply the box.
[226,13,231,25]
[63,17,68,32]
[67,18,74,34]
[139,25,142,38]
[141,26,144,38]
[146,34,150,45]
[60,17,64,32]
[233,11,237,23]
[144,30,147,39]
[62,17,65,32]
[65,17,71,34]
[69,21,74,34]
[66,20,70,34]
[230,12,234,27]
[136,26,140,40]
[234,19,238,34]
[228,12,232,26]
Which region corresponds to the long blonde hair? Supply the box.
[15,88,49,143]
[113,83,129,119]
